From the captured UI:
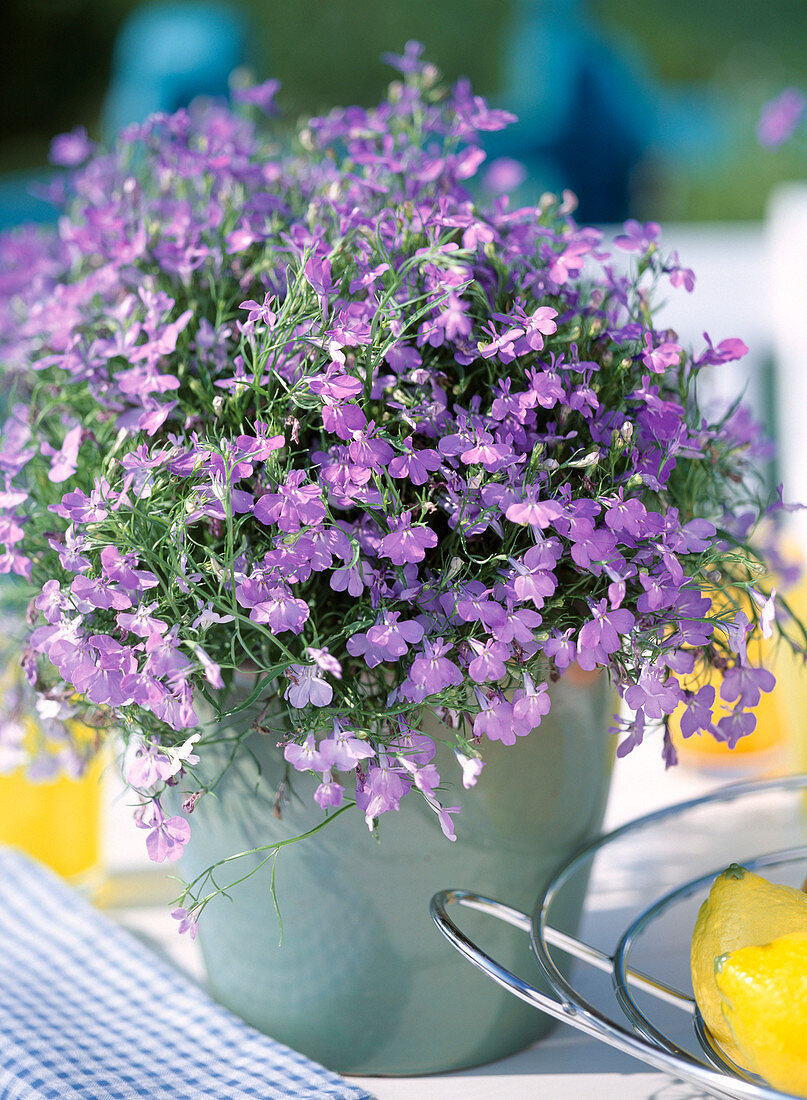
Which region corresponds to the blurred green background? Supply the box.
[1,0,806,221]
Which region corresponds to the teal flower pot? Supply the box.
[179,671,615,1075]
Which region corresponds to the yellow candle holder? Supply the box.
[669,565,807,777]
[0,751,105,882]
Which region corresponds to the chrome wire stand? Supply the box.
[432,773,807,1100]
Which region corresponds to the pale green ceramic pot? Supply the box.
[179,670,615,1076]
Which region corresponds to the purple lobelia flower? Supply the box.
[233,78,281,114]
[136,799,191,862]
[379,513,437,566]
[577,601,635,670]
[0,43,794,890]
[356,761,411,829]
[284,662,334,708]
[254,470,326,532]
[758,87,806,147]
[403,639,463,703]
[49,126,94,166]
[613,219,661,253]
[347,611,424,668]
[678,684,718,740]
[505,487,565,531]
[511,670,552,734]
[472,691,520,746]
[388,437,442,485]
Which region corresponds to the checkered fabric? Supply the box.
[0,849,374,1100]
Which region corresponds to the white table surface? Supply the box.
[100,727,782,1100]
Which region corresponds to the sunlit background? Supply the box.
[2,0,807,223]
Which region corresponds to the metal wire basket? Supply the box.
[431,773,807,1100]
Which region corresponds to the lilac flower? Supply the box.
[49,127,94,166]
[51,482,109,523]
[35,580,64,624]
[510,542,560,608]
[388,437,442,485]
[758,87,806,147]
[357,762,411,828]
[347,423,394,470]
[695,333,749,367]
[424,794,460,841]
[116,603,168,637]
[330,558,376,597]
[233,78,281,115]
[543,629,577,670]
[43,425,82,483]
[505,488,564,530]
[679,684,718,739]
[715,709,757,749]
[473,692,521,746]
[284,663,334,708]
[239,293,277,332]
[379,514,437,566]
[623,667,682,721]
[460,431,513,471]
[136,800,191,862]
[455,751,485,788]
[720,664,776,709]
[466,638,509,683]
[577,601,635,670]
[381,40,427,75]
[254,470,326,532]
[604,496,647,538]
[194,645,224,689]
[306,645,342,678]
[667,252,696,292]
[642,334,682,374]
[71,574,132,612]
[238,583,310,635]
[489,606,542,650]
[314,772,344,809]
[403,639,463,702]
[322,399,367,440]
[171,907,198,939]
[347,611,424,667]
[319,722,375,771]
[284,734,326,772]
[304,255,334,315]
[456,582,507,629]
[100,546,159,591]
[616,710,647,758]
[568,521,617,574]
[512,671,551,734]
[614,219,661,253]
[50,527,91,574]
[125,738,176,788]
[752,588,776,639]
[482,157,526,194]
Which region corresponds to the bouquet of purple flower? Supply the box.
[0,44,798,922]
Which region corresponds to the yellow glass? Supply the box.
[669,627,788,775]
[670,563,807,775]
[772,573,807,776]
[0,751,105,880]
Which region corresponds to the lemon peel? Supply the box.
[715,932,807,1096]
[690,863,807,1067]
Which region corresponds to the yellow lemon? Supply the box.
[715,932,807,1095]
[690,863,807,1066]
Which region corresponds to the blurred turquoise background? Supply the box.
[1,0,806,222]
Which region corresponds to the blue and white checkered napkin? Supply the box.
[0,849,374,1100]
